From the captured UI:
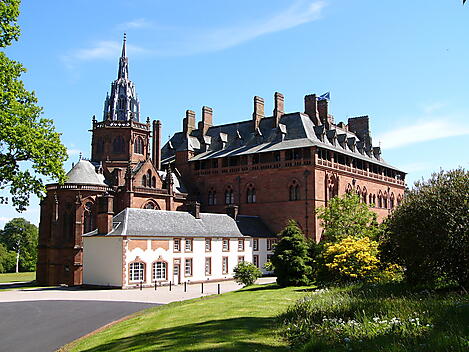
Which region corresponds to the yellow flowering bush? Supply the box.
[324,236,381,282]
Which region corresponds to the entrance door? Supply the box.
[173,264,180,285]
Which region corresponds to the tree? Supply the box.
[271,221,312,287]
[316,193,381,243]
[0,218,38,272]
[0,0,67,211]
[0,243,16,273]
[384,168,469,286]
[233,261,262,287]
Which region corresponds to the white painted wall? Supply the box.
[83,236,123,287]
[123,236,253,288]
[252,238,276,274]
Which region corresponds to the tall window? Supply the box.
[238,239,244,251]
[185,239,193,252]
[253,255,259,268]
[208,188,217,205]
[174,239,181,252]
[222,257,228,274]
[129,262,145,282]
[267,239,277,251]
[134,137,144,154]
[225,186,234,204]
[378,193,383,208]
[253,239,259,251]
[362,188,368,204]
[185,258,192,276]
[222,238,230,251]
[205,257,211,275]
[112,136,125,153]
[246,185,256,203]
[83,201,94,234]
[390,194,395,209]
[152,262,167,281]
[205,239,211,252]
[142,175,147,187]
[383,193,388,209]
[289,181,300,201]
[151,176,156,188]
[96,137,104,153]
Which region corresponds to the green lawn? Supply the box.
[64,284,311,352]
[0,271,35,283]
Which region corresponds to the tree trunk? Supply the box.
[15,249,20,273]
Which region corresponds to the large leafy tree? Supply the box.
[0,217,38,272]
[0,242,16,273]
[271,221,312,287]
[316,193,381,243]
[383,168,469,287]
[0,0,67,211]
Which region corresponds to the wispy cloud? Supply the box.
[119,18,154,29]
[67,148,83,158]
[377,118,469,150]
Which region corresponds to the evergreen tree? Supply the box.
[271,221,312,287]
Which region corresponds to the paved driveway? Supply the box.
[0,300,157,352]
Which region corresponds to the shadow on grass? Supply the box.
[0,281,37,290]
[79,317,286,352]
[239,283,281,292]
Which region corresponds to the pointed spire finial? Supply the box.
[122,33,127,58]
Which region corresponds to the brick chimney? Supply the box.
[318,99,329,126]
[189,201,201,219]
[273,92,284,127]
[152,120,161,171]
[348,116,372,146]
[252,96,264,130]
[97,193,114,234]
[198,106,213,136]
[225,205,239,220]
[304,94,321,125]
[183,110,196,135]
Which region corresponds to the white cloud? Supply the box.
[422,102,445,114]
[377,118,469,150]
[67,148,82,157]
[119,18,154,29]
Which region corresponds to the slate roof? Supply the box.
[235,215,275,238]
[84,208,245,238]
[65,160,107,185]
[161,113,404,172]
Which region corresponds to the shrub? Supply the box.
[233,261,262,287]
[384,168,469,286]
[323,236,381,282]
[271,220,312,287]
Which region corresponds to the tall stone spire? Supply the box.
[102,33,140,122]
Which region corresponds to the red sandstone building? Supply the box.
[37,38,405,286]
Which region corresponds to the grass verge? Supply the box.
[63,283,312,352]
[0,271,35,283]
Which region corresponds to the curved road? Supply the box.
[0,300,157,352]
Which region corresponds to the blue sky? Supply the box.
[1,0,468,227]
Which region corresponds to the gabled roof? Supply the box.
[84,208,245,238]
[65,160,107,185]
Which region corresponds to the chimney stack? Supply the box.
[252,96,264,130]
[225,205,239,220]
[273,92,284,127]
[317,99,329,127]
[198,106,213,136]
[304,94,321,125]
[183,110,196,135]
[189,201,201,219]
[97,193,114,234]
[152,120,162,170]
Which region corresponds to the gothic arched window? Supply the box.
[83,201,94,234]
[151,176,156,188]
[144,202,156,210]
[390,193,395,209]
[289,181,300,201]
[134,137,144,154]
[208,188,217,205]
[383,192,388,209]
[142,175,147,187]
[378,192,383,208]
[246,184,256,203]
[362,188,367,204]
[112,136,125,153]
[224,186,234,205]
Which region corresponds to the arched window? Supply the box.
[118,97,126,110]
[346,184,353,194]
[152,261,167,281]
[289,181,300,201]
[373,194,376,205]
[83,201,94,234]
[362,187,367,204]
[369,194,373,205]
[383,192,388,209]
[151,176,156,188]
[390,193,395,209]
[225,186,234,205]
[246,184,256,203]
[134,137,144,154]
[356,186,361,200]
[208,188,217,205]
[378,192,383,208]
[112,136,125,153]
[142,175,147,187]
[397,194,403,206]
[129,262,145,282]
[144,202,156,210]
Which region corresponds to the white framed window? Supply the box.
[174,239,180,252]
[222,238,230,251]
[253,255,259,268]
[129,262,145,282]
[253,239,259,251]
[205,257,211,275]
[222,257,228,274]
[185,258,192,276]
[238,239,244,251]
[205,239,211,252]
[152,261,167,281]
[185,239,193,252]
[267,239,277,251]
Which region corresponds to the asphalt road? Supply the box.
[0,300,157,352]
